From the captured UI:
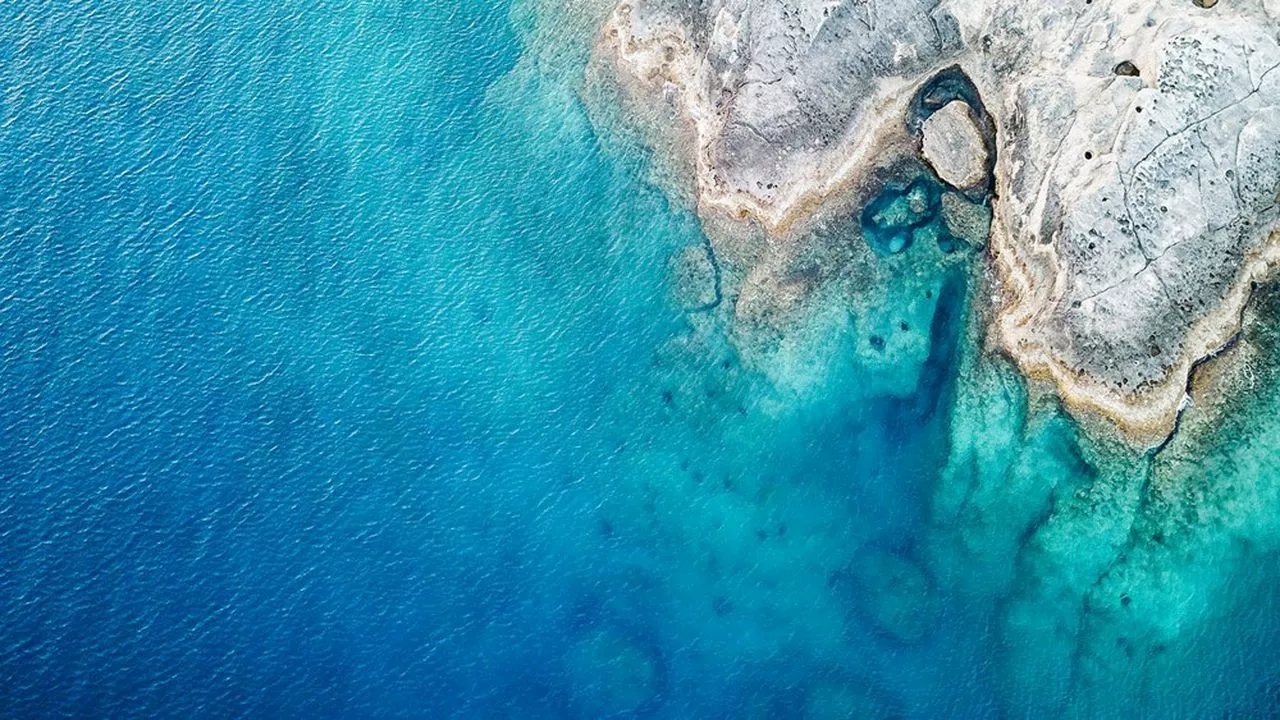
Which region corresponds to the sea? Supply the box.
[4,1,1280,717]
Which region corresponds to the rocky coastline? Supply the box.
[595,0,1280,446]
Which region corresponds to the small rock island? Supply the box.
[595,0,1280,445]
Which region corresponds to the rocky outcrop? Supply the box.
[989,7,1280,443]
[921,100,987,190]
[596,0,1280,445]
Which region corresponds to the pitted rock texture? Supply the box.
[598,0,1280,445]
[989,6,1280,442]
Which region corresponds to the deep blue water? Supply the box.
[5,1,1280,718]
[0,1,713,715]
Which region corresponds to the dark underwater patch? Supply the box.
[859,174,960,256]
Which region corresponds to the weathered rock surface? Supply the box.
[921,100,987,190]
[940,191,991,248]
[597,0,1280,445]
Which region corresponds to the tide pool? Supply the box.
[4,1,1280,718]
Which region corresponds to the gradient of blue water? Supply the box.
[0,2,999,717]
[0,1,673,715]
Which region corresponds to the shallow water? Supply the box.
[4,1,1280,717]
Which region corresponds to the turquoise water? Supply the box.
[862,175,955,255]
[5,1,1280,717]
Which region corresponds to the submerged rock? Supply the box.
[939,191,991,249]
[832,545,941,644]
[921,100,987,190]
[596,0,1280,446]
[668,242,720,312]
[861,175,946,255]
[563,628,659,716]
[803,675,904,720]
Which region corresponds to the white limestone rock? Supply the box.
[992,7,1280,441]
[921,100,987,190]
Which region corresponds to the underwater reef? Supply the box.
[573,0,1280,716]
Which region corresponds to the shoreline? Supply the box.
[595,0,1280,447]
[991,227,1280,448]
[600,5,945,238]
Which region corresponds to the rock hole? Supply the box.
[1114,61,1140,77]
